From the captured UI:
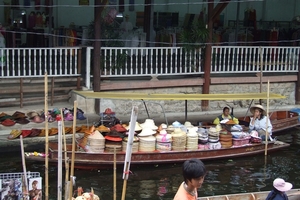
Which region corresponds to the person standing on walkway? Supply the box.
[266,178,293,200]
[213,106,239,125]
[174,158,206,200]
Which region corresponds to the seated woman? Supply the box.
[249,104,273,140]
[213,106,239,125]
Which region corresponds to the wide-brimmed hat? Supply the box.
[21,130,32,138]
[0,115,13,122]
[32,115,44,123]
[172,121,183,128]
[140,119,158,130]
[104,108,115,115]
[184,121,194,129]
[1,119,16,126]
[138,127,156,137]
[110,124,127,133]
[0,112,8,118]
[96,125,110,133]
[12,111,27,119]
[273,178,293,192]
[27,111,39,119]
[7,130,22,140]
[29,129,42,137]
[16,118,30,124]
[125,121,143,131]
[250,104,267,115]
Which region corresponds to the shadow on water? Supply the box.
[1,130,300,199]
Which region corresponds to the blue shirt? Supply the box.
[249,115,272,135]
[266,189,288,200]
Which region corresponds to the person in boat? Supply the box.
[266,178,293,200]
[174,158,206,200]
[213,106,239,125]
[249,104,273,140]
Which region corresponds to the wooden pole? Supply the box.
[113,147,117,200]
[265,80,270,156]
[69,101,77,199]
[57,115,63,200]
[20,136,29,199]
[45,73,49,200]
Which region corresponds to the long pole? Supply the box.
[69,101,77,199]
[260,46,263,104]
[113,148,117,200]
[57,116,63,200]
[61,111,70,200]
[45,73,49,200]
[265,80,270,155]
[121,107,138,200]
[20,135,29,199]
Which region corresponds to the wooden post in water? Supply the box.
[113,147,117,200]
[45,73,49,200]
[264,80,270,156]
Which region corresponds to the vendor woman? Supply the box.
[249,104,273,140]
[213,106,239,125]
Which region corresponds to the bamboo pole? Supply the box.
[265,80,270,155]
[57,115,63,200]
[69,101,77,199]
[113,147,117,200]
[45,73,49,200]
[121,106,138,200]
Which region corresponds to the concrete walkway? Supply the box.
[0,101,299,152]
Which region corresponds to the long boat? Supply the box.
[198,189,300,200]
[25,141,290,169]
[238,110,300,133]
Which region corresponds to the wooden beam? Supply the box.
[211,0,231,21]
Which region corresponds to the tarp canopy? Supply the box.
[73,90,286,100]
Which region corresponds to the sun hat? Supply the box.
[21,130,32,138]
[273,178,293,192]
[125,121,143,131]
[184,121,194,129]
[140,119,158,130]
[110,124,127,133]
[7,130,22,140]
[12,111,27,119]
[250,104,267,116]
[16,118,30,124]
[172,121,183,128]
[1,119,16,126]
[138,127,156,137]
[104,108,115,115]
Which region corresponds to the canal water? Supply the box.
[1,130,300,200]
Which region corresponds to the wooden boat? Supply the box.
[198,188,300,200]
[238,110,300,133]
[25,141,290,169]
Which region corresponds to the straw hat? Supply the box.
[172,121,182,128]
[125,121,143,131]
[140,119,158,130]
[184,121,194,129]
[85,126,95,134]
[187,127,198,137]
[138,127,156,137]
[250,104,267,115]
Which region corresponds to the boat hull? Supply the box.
[198,189,300,200]
[25,142,290,169]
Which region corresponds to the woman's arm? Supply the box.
[249,117,255,130]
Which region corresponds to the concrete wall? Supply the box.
[71,82,296,116]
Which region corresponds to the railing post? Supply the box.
[77,48,82,89]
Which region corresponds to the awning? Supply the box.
[73,90,286,100]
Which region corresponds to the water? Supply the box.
[1,130,300,200]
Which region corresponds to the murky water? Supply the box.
[1,130,300,199]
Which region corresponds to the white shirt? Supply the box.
[249,116,272,135]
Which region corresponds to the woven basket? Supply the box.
[186,136,198,150]
[139,136,156,152]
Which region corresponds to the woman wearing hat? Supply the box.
[249,104,273,140]
[266,178,293,200]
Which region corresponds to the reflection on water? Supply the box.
[0,131,300,199]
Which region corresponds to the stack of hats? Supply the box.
[125,121,143,133]
[105,124,124,152]
[0,113,15,126]
[122,135,139,152]
[197,127,208,144]
[166,121,182,134]
[156,129,172,151]
[219,130,233,148]
[87,129,105,153]
[140,119,158,131]
[207,127,221,149]
[186,127,198,150]
[138,128,156,152]
[12,111,30,124]
[171,128,187,151]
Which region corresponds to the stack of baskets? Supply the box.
[171,128,187,151]
[156,130,172,151]
[219,130,233,148]
[139,136,156,152]
[87,130,105,153]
